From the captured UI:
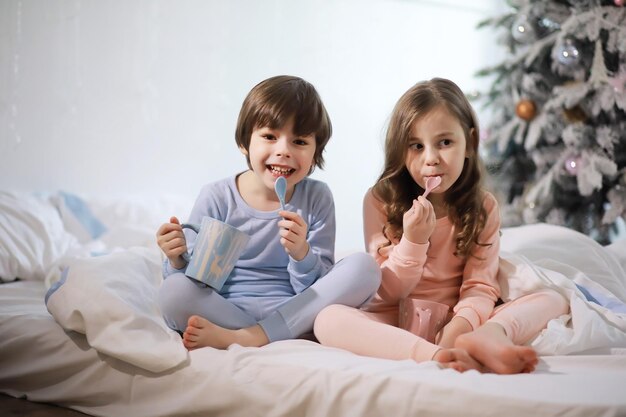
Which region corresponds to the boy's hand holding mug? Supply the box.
[156,216,188,270]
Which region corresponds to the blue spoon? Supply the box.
[274,176,287,211]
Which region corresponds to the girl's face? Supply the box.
[405,105,468,205]
[242,116,316,194]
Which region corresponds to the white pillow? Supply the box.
[49,191,107,244]
[87,194,194,233]
[501,223,626,302]
[85,194,194,249]
[606,240,626,272]
[0,191,80,281]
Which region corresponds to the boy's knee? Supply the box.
[349,251,377,268]
[344,252,381,288]
[362,253,381,294]
[157,274,191,330]
[158,274,178,308]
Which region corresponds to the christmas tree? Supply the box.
[476,0,626,243]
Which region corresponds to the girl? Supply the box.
[314,78,569,374]
[157,75,380,350]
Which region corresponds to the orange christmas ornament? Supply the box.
[516,99,536,121]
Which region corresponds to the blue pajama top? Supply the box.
[163,174,335,298]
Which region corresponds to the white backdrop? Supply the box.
[0,0,506,252]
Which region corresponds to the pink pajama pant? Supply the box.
[314,289,569,362]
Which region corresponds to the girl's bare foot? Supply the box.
[455,322,538,374]
[433,348,484,372]
[182,315,269,350]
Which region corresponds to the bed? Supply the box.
[1,190,626,417]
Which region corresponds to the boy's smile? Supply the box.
[268,164,295,177]
[240,116,316,205]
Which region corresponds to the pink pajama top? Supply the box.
[362,189,501,330]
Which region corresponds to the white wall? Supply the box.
[0,0,506,252]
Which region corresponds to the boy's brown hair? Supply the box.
[235,75,332,172]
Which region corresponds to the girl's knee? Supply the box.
[541,289,569,316]
[314,304,354,342]
[315,304,346,326]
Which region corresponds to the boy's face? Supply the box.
[241,116,317,193]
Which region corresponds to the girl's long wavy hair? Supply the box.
[372,78,489,259]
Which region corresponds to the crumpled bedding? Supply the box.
[499,252,626,355]
[499,224,626,354]
[0,222,623,417]
[45,246,188,372]
[44,224,626,373]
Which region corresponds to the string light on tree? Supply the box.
[553,37,580,66]
[511,14,536,43]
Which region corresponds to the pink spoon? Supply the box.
[422,176,441,198]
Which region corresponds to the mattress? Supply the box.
[2,278,626,417]
[1,191,626,417]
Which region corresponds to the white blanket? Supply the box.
[499,252,626,355]
[45,247,188,372]
[44,224,626,373]
[499,224,626,354]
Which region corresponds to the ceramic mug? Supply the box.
[181,216,250,290]
[398,298,450,343]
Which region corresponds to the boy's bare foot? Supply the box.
[433,348,484,372]
[182,315,269,350]
[455,322,538,374]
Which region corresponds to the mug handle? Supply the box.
[180,223,200,263]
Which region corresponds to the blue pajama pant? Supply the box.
[158,252,381,342]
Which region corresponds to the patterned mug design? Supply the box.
[399,298,450,343]
[182,217,250,290]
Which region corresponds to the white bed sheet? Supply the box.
[1,190,626,417]
[2,280,626,417]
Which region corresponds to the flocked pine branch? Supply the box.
[474,0,626,243]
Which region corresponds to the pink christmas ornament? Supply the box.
[565,156,581,175]
[480,128,490,142]
[608,72,626,94]
[615,0,624,6]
